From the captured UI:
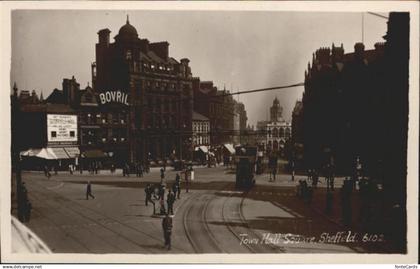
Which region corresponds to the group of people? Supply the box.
[144,172,183,216]
[122,161,150,177]
[293,158,384,228]
[144,169,193,251]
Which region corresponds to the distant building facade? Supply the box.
[192,79,248,146]
[192,111,210,147]
[256,97,291,154]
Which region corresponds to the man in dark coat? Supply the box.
[86,181,95,200]
[162,213,173,250]
[175,173,181,199]
[160,167,165,183]
[167,190,175,215]
[144,184,156,214]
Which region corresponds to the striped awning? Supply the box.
[48,147,70,159]
[223,144,235,154]
[64,147,80,158]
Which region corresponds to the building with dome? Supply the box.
[256,97,291,155]
[91,16,195,163]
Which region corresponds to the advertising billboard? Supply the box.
[47,114,78,143]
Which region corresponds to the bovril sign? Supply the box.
[99,91,129,106]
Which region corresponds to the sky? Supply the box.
[11,10,388,125]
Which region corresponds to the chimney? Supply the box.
[98,29,111,47]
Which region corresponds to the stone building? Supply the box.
[256,97,291,154]
[192,79,248,146]
[92,17,195,162]
[192,111,210,147]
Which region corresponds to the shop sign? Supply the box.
[47,114,78,143]
[99,91,129,106]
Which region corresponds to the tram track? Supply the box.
[28,180,183,253]
[182,193,225,253]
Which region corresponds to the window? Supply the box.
[126,50,132,60]
[113,113,119,124]
[85,94,93,103]
[70,131,75,137]
[280,128,285,138]
[51,131,57,138]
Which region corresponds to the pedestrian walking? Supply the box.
[167,190,175,215]
[272,166,277,182]
[159,197,166,215]
[86,181,95,200]
[160,167,165,183]
[175,173,181,199]
[139,163,143,177]
[44,165,51,179]
[171,183,178,200]
[123,163,130,177]
[162,213,173,250]
[158,183,166,200]
[145,184,156,214]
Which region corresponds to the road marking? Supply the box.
[219,190,244,194]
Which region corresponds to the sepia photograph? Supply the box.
[1,1,418,264]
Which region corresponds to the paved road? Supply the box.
[15,166,381,253]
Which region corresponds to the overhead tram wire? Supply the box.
[139,82,305,110]
[209,83,305,99]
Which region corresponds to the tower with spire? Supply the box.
[270,97,283,122]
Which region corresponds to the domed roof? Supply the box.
[117,16,138,39]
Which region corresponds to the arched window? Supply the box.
[285,128,291,138]
[273,128,279,138]
[280,127,285,138]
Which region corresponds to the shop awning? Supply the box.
[20,149,38,157]
[64,147,80,158]
[199,146,208,153]
[82,149,107,158]
[20,148,56,159]
[223,144,235,154]
[48,147,70,159]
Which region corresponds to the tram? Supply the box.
[234,146,257,189]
